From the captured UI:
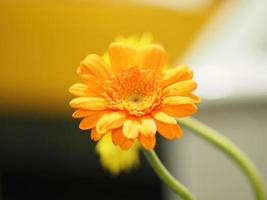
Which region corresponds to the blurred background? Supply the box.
[0,0,266,199]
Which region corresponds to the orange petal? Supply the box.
[72,109,98,118]
[122,119,140,139]
[69,83,102,97]
[79,111,105,130]
[69,97,107,110]
[161,65,193,88]
[182,93,201,103]
[151,111,176,125]
[108,43,138,73]
[139,117,157,136]
[90,128,103,141]
[155,120,183,139]
[96,111,126,134]
[120,138,135,150]
[140,44,166,72]
[161,104,197,117]
[111,128,124,146]
[163,96,194,106]
[80,74,105,93]
[79,54,110,79]
[138,134,156,149]
[163,80,197,96]
[111,128,134,150]
[69,83,88,97]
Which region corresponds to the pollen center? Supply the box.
[103,67,162,116]
[127,93,144,104]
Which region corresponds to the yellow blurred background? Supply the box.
[0,0,222,116]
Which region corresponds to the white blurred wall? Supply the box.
[164,102,267,200]
[164,0,267,199]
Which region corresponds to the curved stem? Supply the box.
[178,117,266,200]
[143,149,196,200]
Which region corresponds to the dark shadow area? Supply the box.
[0,113,161,200]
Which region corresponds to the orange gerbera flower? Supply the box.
[69,43,199,150]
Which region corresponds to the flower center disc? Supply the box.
[103,67,162,116]
[127,93,144,104]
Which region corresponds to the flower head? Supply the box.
[69,36,199,150]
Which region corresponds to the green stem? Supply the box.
[178,117,266,200]
[143,149,196,200]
